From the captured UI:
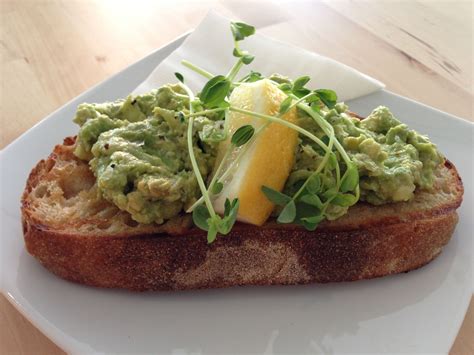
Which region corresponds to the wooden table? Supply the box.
[1,1,472,354]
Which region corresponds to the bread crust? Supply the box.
[21,138,464,291]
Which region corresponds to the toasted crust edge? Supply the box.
[23,207,460,291]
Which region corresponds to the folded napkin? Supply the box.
[133,11,384,101]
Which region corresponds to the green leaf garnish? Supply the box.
[332,193,358,207]
[200,75,231,108]
[327,152,338,169]
[242,54,255,65]
[176,111,185,123]
[293,76,310,91]
[299,194,323,209]
[322,187,338,201]
[211,181,224,194]
[219,198,239,234]
[315,89,337,109]
[192,199,239,242]
[174,72,184,83]
[261,185,292,206]
[278,83,292,93]
[277,200,297,223]
[305,174,321,194]
[231,22,256,41]
[305,93,320,103]
[192,204,210,231]
[340,164,359,192]
[279,96,293,114]
[300,214,324,231]
[294,201,320,219]
[240,71,263,83]
[233,47,242,58]
[310,100,321,113]
[292,76,311,98]
[207,220,218,243]
[321,135,330,146]
[300,220,318,231]
[231,124,255,146]
[293,88,311,98]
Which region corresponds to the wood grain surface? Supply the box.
[1,0,472,354]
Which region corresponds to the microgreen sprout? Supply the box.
[179,81,239,243]
[239,71,263,83]
[200,75,231,108]
[231,125,255,146]
[180,20,360,240]
[174,72,184,83]
[230,22,256,65]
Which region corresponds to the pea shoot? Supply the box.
[180,21,360,241]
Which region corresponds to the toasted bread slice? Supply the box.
[21,137,463,291]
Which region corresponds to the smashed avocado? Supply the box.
[73,82,443,225]
[73,84,223,224]
[287,104,443,206]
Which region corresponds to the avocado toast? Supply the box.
[21,21,464,291]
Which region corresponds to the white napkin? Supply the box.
[133,11,384,101]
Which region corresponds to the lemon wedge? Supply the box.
[212,79,298,225]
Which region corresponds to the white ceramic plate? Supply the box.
[1,34,472,355]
